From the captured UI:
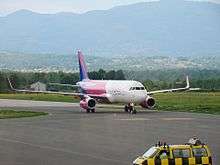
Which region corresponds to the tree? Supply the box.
[105,70,116,80]
[0,72,8,92]
[98,69,106,80]
[115,70,125,80]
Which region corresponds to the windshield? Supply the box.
[130,87,145,90]
[143,147,158,158]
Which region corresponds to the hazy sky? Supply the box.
[0,0,219,16]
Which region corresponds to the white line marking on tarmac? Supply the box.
[116,118,194,121]
[0,137,128,164]
[116,118,151,121]
[0,99,124,108]
[161,118,194,121]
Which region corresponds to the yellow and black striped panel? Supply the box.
[141,157,212,165]
[195,156,212,165]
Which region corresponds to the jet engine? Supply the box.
[140,96,155,108]
[80,97,96,110]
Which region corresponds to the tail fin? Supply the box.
[77,51,89,81]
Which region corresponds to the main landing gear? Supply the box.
[86,108,95,113]
[124,103,137,114]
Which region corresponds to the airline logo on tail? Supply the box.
[78,51,89,81]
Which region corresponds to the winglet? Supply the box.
[7,77,16,91]
[186,76,190,89]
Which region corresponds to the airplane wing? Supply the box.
[147,76,200,95]
[7,78,110,100]
[7,78,84,97]
[49,83,80,88]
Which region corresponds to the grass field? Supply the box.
[0,92,219,115]
[0,109,48,119]
[154,92,220,115]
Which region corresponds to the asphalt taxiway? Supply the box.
[0,99,219,164]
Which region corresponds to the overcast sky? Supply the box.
[0,0,219,16]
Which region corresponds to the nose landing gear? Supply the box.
[86,108,96,113]
[124,103,136,114]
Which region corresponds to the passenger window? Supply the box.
[173,149,190,158]
[136,87,140,90]
[193,148,208,157]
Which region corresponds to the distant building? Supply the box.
[30,82,46,91]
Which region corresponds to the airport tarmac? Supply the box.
[0,99,219,164]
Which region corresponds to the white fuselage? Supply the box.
[78,80,148,104]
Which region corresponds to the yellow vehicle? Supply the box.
[133,138,212,165]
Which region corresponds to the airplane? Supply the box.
[8,51,199,114]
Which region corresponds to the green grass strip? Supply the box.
[154,92,220,115]
[0,92,219,115]
[0,109,48,119]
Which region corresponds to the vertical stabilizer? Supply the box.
[78,51,89,81]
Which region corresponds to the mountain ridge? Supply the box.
[0,0,220,56]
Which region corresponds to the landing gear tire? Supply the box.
[86,109,90,113]
[91,109,95,113]
[130,104,136,114]
[124,105,129,112]
[131,109,137,114]
[125,103,137,114]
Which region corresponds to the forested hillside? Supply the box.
[0,69,220,92]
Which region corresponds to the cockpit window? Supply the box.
[129,87,145,90]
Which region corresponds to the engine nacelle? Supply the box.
[140,96,155,109]
[80,97,96,110]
